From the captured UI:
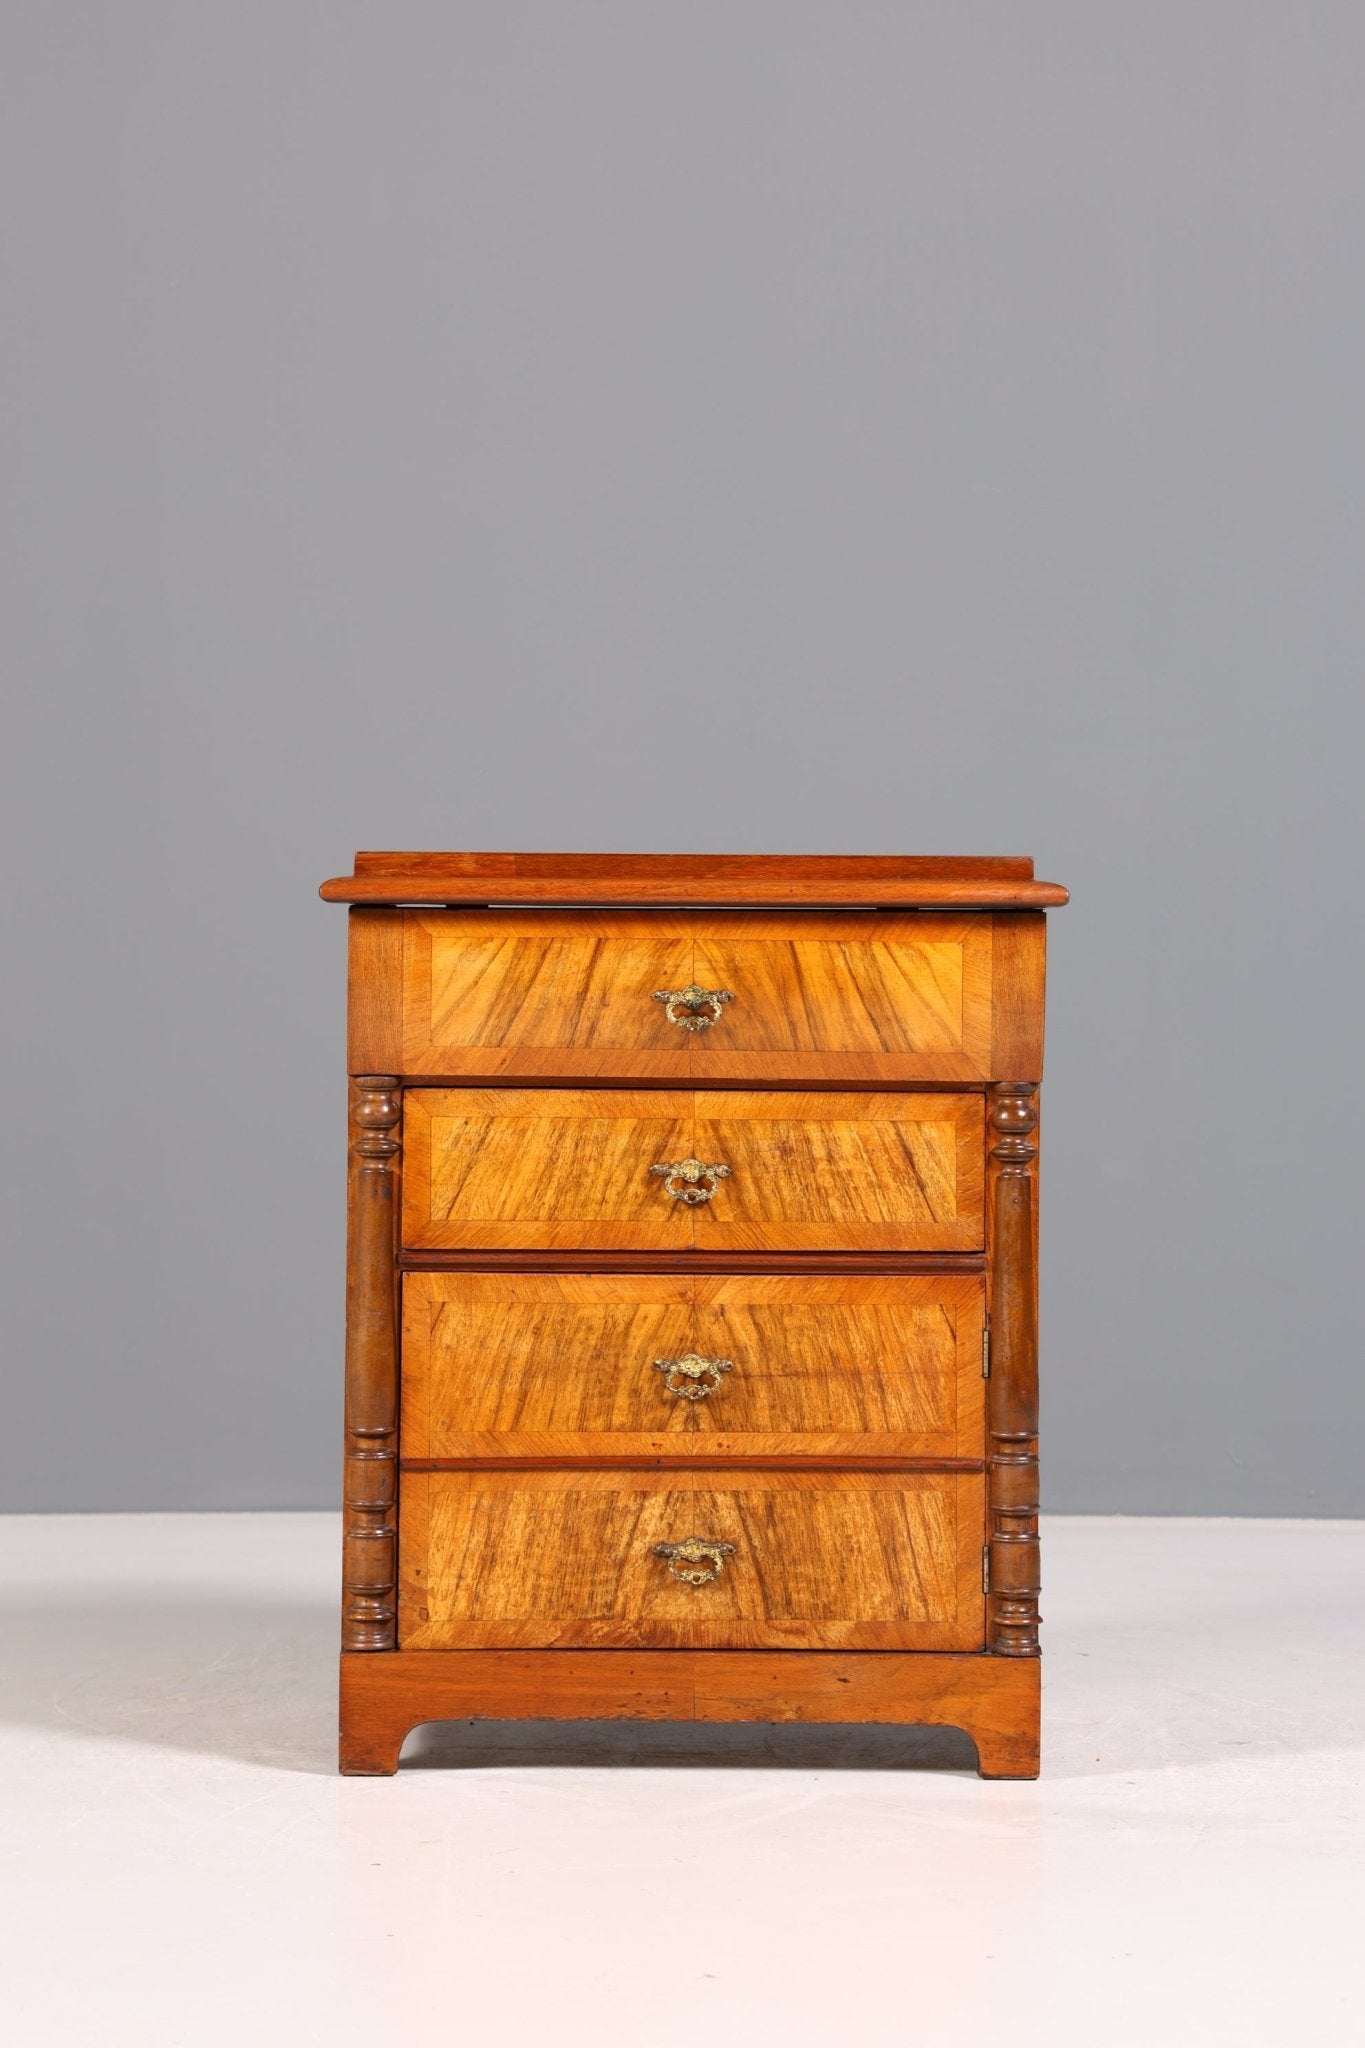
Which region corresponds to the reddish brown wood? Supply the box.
[342,1078,401,1651]
[353,851,1038,877]
[986,1081,1041,1656]
[400,1456,987,1472]
[338,1648,1040,1777]
[397,1249,987,1274]
[320,850,1068,909]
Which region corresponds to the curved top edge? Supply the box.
[319,852,1068,908]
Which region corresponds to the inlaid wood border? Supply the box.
[395,1467,986,1653]
[397,909,996,1084]
[397,1268,986,1465]
[400,1087,986,1254]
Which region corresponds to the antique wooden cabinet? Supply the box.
[319,852,1068,1776]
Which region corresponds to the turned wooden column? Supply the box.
[987,1081,1040,1656]
[343,1076,401,1651]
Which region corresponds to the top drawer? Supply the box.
[391,909,1016,1083]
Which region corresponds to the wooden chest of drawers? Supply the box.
[320,852,1067,1776]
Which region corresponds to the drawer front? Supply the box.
[402,1089,985,1252]
[398,1469,986,1651]
[399,910,995,1082]
[401,1271,985,1461]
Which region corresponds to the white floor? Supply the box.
[2,1516,1362,2048]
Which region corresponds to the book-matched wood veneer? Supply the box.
[402,1088,984,1253]
[398,909,998,1082]
[400,1270,985,1463]
[398,1468,985,1653]
[326,853,1064,1778]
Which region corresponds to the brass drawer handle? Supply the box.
[650,1157,732,1206]
[653,984,735,1032]
[653,1536,736,1587]
[653,1352,734,1402]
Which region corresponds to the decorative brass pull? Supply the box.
[653,1536,736,1587]
[653,984,735,1032]
[650,1157,732,1206]
[653,1352,734,1402]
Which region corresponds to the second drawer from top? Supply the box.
[402,1088,985,1253]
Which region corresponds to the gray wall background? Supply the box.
[4,4,1361,1514]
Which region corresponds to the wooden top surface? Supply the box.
[320,852,1069,908]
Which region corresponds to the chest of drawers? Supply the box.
[320,852,1067,1776]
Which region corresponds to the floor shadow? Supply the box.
[1,1584,339,1775]
[402,1717,980,1773]
[2,1584,981,1777]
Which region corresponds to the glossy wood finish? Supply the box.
[340,1648,1040,1776]
[342,1078,401,1651]
[400,1271,986,1462]
[347,909,403,1073]
[326,853,1062,1780]
[398,909,995,1082]
[322,850,1069,909]
[986,1082,1041,1655]
[401,1088,984,1253]
[398,1468,985,1652]
[691,1092,983,1252]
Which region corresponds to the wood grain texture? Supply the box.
[401,910,692,1080]
[401,1088,985,1253]
[988,912,1047,1079]
[400,909,994,1082]
[402,1088,694,1251]
[691,1092,984,1252]
[347,909,403,1073]
[987,1082,1041,1656]
[339,1648,1040,1777]
[321,850,1068,909]
[342,1078,401,1651]
[400,1270,986,1461]
[398,1468,985,1651]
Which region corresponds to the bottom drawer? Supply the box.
[398,1469,985,1652]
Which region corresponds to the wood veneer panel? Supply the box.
[400,1271,985,1462]
[691,1092,984,1253]
[339,1648,1040,1777]
[402,1089,985,1253]
[401,911,693,1080]
[398,1468,985,1652]
[402,1088,694,1252]
[400,910,994,1083]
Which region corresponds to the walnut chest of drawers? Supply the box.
[320,851,1068,1776]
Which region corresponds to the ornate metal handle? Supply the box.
[653,1352,734,1402]
[653,984,735,1032]
[653,1536,736,1587]
[650,1157,732,1205]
